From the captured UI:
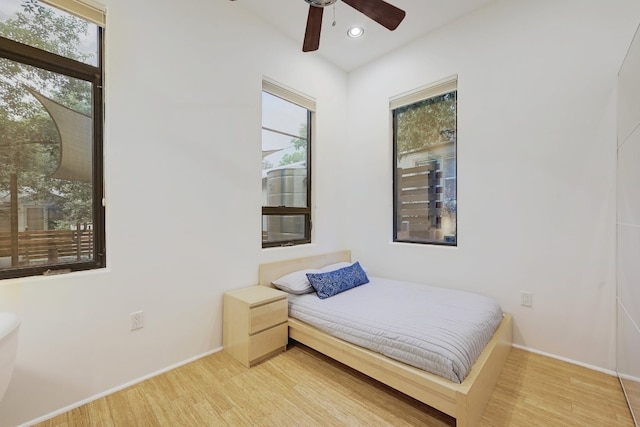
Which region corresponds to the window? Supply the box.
[261,80,313,248]
[392,77,457,245]
[0,0,105,279]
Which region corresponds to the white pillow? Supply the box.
[272,268,322,294]
[320,262,352,272]
[321,261,368,274]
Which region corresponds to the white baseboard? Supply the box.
[618,372,640,383]
[20,346,223,427]
[512,344,617,377]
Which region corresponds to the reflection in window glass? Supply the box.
[0,0,99,66]
[0,0,104,278]
[261,87,312,248]
[262,215,306,243]
[262,92,307,139]
[394,89,457,245]
[0,60,95,270]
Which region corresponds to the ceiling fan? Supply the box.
[303,0,406,52]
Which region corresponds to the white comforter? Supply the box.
[288,277,503,383]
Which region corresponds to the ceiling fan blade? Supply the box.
[303,6,324,52]
[342,0,406,31]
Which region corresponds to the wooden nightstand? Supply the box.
[223,286,288,367]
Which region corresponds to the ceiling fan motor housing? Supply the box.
[304,0,338,7]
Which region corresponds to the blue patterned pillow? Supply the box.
[306,262,369,299]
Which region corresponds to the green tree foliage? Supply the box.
[0,68,60,204]
[395,91,456,156]
[0,0,94,227]
[53,180,92,229]
[279,124,307,166]
[2,0,92,63]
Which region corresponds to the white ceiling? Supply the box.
[233,0,494,72]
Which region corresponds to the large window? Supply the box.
[392,77,457,245]
[261,80,313,248]
[0,0,105,279]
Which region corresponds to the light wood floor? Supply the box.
[36,343,633,426]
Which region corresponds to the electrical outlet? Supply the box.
[130,311,144,330]
[520,292,533,307]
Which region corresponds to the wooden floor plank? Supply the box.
[34,343,633,426]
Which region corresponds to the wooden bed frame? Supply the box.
[258,250,513,427]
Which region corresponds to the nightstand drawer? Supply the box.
[249,298,288,334]
[223,286,288,367]
[248,323,288,361]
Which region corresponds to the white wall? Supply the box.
[617,17,640,421]
[346,0,640,371]
[0,0,349,425]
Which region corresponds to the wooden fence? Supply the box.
[0,229,93,264]
[397,161,443,239]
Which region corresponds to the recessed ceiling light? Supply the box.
[347,26,364,38]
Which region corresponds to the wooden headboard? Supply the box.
[258,250,351,287]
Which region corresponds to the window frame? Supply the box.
[261,80,313,248]
[391,76,458,246]
[0,22,105,279]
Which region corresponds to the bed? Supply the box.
[258,250,512,427]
